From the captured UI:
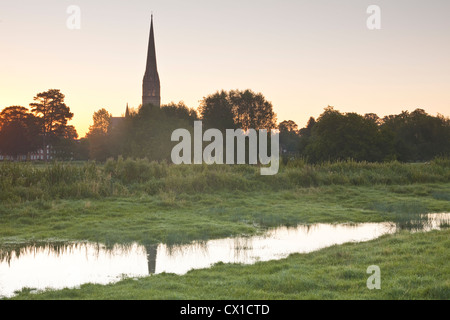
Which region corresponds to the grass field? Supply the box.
[0,159,449,299]
[1,184,449,245]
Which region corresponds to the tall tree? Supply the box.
[199,89,277,131]
[52,125,80,160]
[279,120,298,133]
[229,89,277,130]
[279,120,300,154]
[29,89,75,160]
[118,102,196,161]
[87,108,112,136]
[161,102,198,122]
[298,117,316,155]
[381,109,450,161]
[0,106,40,158]
[199,90,236,131]
[86,108,112,161]
[304,107,388,162]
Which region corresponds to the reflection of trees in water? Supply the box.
[0,241,137,266]
[395,213,450,232]
[0,241,88,265]
[395,214,429,232]
[0,241,161,276]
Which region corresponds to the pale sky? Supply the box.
[1,0,449,137]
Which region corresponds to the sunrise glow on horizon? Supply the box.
[1,0,449,138]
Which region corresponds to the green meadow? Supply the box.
[1,158,449,299]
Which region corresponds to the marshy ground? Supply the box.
[1,159,449,299]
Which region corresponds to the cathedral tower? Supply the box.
[142,14,161,107]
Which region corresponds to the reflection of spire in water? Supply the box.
[232,237,252,262]
[145,244,158,274]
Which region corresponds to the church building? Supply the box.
[112,14,161,126]
[142,14,161,108]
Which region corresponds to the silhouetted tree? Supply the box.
[228,89,277,130]
[118,103,195,161]
[29,89,76,160]
[73,138,90,160]
[52,125,79,160]
[86,108,112,161]
[279,120,298,133]
[381,109,450,161]
[89,108,112,135]
[303,107,388,162]
[298,117,317,157]
[0,106,40,158]
[364,113,382,125]
[199,89,277,131]
[199,90,236,131]
[161,102,198,122]
[279,120,300,154]
[90,102,199,161]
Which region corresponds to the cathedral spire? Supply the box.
[125,103,130,117]
[142,14,161,107]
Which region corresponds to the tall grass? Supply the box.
[0,158,449,201]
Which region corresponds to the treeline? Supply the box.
[2,88,449,163]
[86,102,198,161]
[86,89,278,161]
[0,89,80,160]
[280,107,450,163]
[87,89,449,163]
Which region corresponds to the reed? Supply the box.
[0,158,449,201]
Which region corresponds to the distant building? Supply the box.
[0,145,53,162]
[111,14,161,126]
[29,145,53,161]
[142,14,161,108]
